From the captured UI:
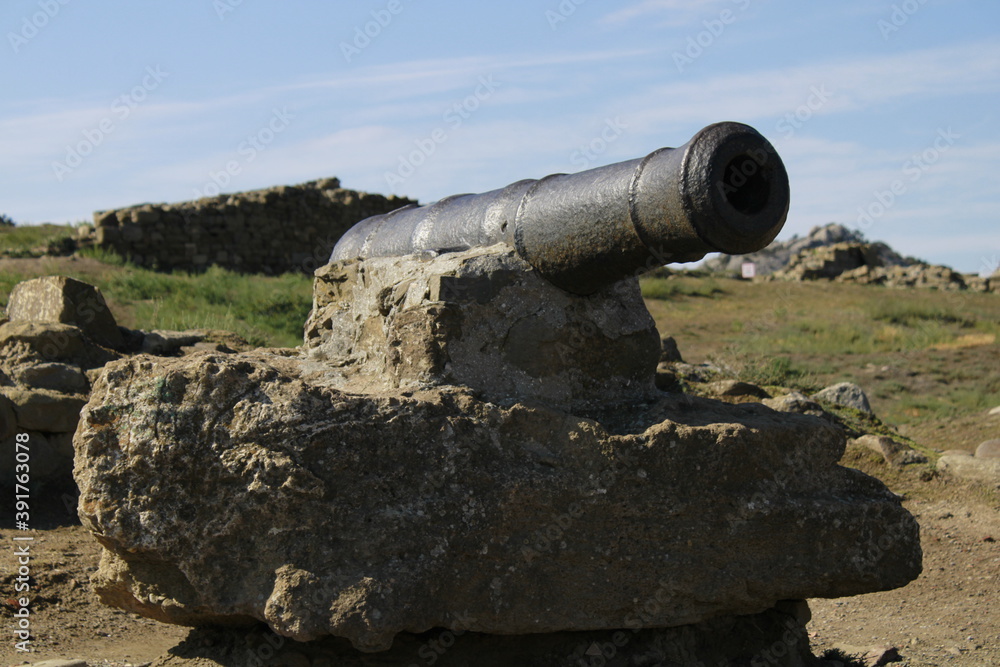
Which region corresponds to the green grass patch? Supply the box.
[77,246,127,266]
[1,261,312,348]
[119,266,312,347]
[0,223,77,257]
[866,300,975,327]
[726,354,812,389]
[640,276,724,300]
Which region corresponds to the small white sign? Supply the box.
[741,262,756,279]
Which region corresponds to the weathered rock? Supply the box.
[76,351,921,652]
[853,435,927,466]
[13,361,89,393]
[6,276,124,349]
[702,223,912,276]
[937,452,1000,485]
[2,386,87,432]
[772,242,872,281]
[139,328,251,356]
[77,247,921,653]
[92,178,416,275]
[0,391,15,440]
[304,246,660,415]
[989,405,1000,416]
[812,382,873,414]
[0,321,120,371]
[659,335,683,363]
[976,439,1000,459]
[762,391,825,416]
[705,379,770,399]
[141,329,211,355]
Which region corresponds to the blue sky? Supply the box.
[2,0,998,273]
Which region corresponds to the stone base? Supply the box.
[76,350,920,652]
[153,604,817,667]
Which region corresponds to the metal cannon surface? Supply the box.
[331,121,789,295]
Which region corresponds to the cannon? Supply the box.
[331,121,789,295]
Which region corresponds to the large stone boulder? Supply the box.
[6,276,124,349]
[75,245,922,656]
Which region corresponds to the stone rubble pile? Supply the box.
[765,242,994,292]
[703,223,915,276]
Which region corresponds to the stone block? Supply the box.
[5,276,124,349]
[3,386,87,433]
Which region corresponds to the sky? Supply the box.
[2,0,998,274]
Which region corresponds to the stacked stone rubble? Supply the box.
[1,276,249,487]
[1,278,123,485]
[766,242,995,292]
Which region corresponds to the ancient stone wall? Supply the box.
[92,178,416,275]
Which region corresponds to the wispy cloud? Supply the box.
[585,38,1000,138]
[600,0,726,26]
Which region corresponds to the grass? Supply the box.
[0,222,79,257]
[641,275,1000,451]
[866,300,976,328]
[640,276,724,300]
[728,355,810,388]
[1,259,312,347]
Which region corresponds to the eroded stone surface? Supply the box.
[76,350,921,652]
[6,276,124,349]
[938,452,1000,485]
[75,245,923,654]
[304,246,660,415]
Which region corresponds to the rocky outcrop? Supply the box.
[702,223,914,276]
[75,245,922,656]
[93,178,416,275]
[765,242,995,293]
[836,263,994,292]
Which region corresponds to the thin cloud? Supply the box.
[601,0,726,26]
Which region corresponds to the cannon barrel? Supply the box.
[331,121,789,295]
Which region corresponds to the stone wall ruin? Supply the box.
[91,178,416,274]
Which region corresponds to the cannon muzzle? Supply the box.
[331,122,789,295]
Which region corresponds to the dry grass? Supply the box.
[642,275,1000,454]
